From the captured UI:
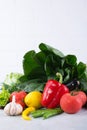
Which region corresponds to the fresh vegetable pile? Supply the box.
[0,43,87,120]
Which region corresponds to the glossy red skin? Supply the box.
[60,91,86,114]
[72,91,87,106]
[10,91,27,109]
[41,79,69,108]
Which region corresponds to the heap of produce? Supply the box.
[0,43,87,120]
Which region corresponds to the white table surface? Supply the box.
[0,108,87,130]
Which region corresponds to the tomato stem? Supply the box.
[71,91,78,96]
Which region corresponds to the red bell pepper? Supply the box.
[41,79,69,108]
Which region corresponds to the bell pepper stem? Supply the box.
[56,72,63,83]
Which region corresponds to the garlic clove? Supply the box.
[15,104,23,115]
[10,102,17,116]
[4,103,11,116]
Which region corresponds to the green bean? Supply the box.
[31,109,51,118]
[43,108,63,119]
[31,107,63,119]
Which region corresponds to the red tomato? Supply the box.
[73,91,87,106]
[60,91,86,114]
[10,91,27,109]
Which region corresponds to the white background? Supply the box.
[0,0,87,82]
[0,1,87,130]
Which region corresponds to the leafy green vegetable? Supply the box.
[3,73,23,93]
[16,79,45,92]
[39,43,64,57]
[77,62,87,93]
[3,43,87,93]
[23,50,46,80]
[4,72,23,85]
[0,87,10,107]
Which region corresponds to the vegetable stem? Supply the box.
[56,72,63,83]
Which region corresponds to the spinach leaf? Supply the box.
[3,83,20,93]
[77,62,87,93]
[39,43,64,57]
[23,50,46,80]
[17,79,45,92]
[77,62,86,79]
[64,54,77,66]
[63,68,71,83]
[44,54,62,80]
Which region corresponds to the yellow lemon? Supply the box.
[24,91,42,109]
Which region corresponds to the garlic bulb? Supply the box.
[4,96,23,116]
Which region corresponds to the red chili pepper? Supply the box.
[41,79,69,108]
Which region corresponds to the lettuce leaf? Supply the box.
[0,87,10,107]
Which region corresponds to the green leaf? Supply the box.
[63,68,71,83]
[3,72,23,93]
[23,50,46,80]
[0,87,10,107]
[65,55,77,66]
[77,63,87,93]
[17,79,45,92]
[62,55,78,83]
[35,51,47,65]
[77,62,86,79]
[3,83,19,93]
[44,54,55,76]
[23,50,39,76]
[39,43,64,57]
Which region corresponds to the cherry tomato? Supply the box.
[60,91,86,114]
